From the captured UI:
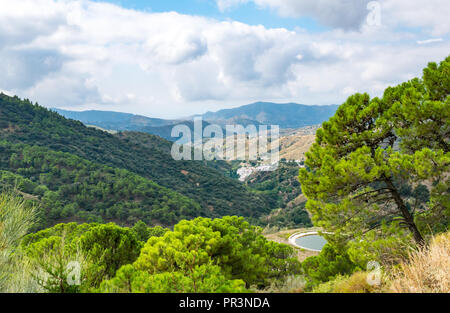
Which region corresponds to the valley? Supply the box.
[1,56,448,294]
[0,94,322,231]
[0,0,448,298]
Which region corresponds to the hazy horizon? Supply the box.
[51,101,339,120]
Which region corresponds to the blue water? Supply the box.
[295,235,327,251]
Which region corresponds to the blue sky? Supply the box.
[91,0,326,31]
[1,0,449,118]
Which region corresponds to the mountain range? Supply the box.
[54,102,338,141]
[196,102,338,128]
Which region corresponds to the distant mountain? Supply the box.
[53,109,172,130]
[198,102,339,129]
[53,102,337,142]
[53,109,219,142]
[137,120,222,144]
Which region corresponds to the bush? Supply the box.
[302,243,358,290]
[99,263,248,293]
[258,275,306,293]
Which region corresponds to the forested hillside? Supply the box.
[115,131,236,176]
[53,108,172,130]
[0,94,271,224]
[0,141,205,229]
[247,161,312,228]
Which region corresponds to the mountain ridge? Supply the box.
[197,102,339,129]
[53,102,339,137]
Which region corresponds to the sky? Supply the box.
[0,0,449,118]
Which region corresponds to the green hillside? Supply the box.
[0,141,206,229]
[115,131,236,176]
[52,108,171,130]
[0,94,270,224]
[246,160,312,228]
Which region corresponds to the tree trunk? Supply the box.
[383,176,426,246]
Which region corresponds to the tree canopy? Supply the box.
[101,216,301,292]
[299,56,449,248]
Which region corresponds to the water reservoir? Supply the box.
[290,233,328,252]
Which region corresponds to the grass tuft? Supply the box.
[389,231,449,293]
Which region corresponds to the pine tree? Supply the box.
[299,56,450,247]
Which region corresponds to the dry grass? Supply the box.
[0,192,38,292]
[389,232,449,293]
[195,127,316,162]
[279,134,315,161]
[334,272,377,293]
[312,272,386,293]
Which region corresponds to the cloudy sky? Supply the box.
[1,0,449,118]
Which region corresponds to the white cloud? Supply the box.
[218,0,371,30]
[260,0,370,30]
[417,38,444,45]
[26,73,103,108]
[217,0,249,12]
[0,0,449,118]
[217,0,450,34]
[382,0,450,36]
[0,48,67,89]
